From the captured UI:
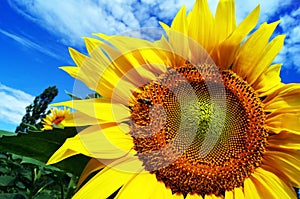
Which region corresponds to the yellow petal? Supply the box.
[268,131,300,149]
[170,5,188,34]
[250,167,297,199]
[252,64,283,97]
[86,35,171,102]
[234,187,244,199]
[187,0,216,53]
[51,99,130,122]
[263,148,300,187]
[83,37,102,54]
[233,21,280,79]
[77,158,105,188]
[215,0,236,42]
[161,6,190,64]
[116,172,172,199]
[93,34,169,75]
[64,112,106,126]
[172,193,184,199]
[204,194,223,199]
[47,124,133,164]
[74,166,138,199]
[59,66,79,78]
[266,107,300,134]
[152,180,173,199]
[247,35,285,85]
[69,47,88,67]
[244,177,260,199]
[186,193,203,199]
[213,6,260,69]
[263,84,300,111]
[224,190,234,199]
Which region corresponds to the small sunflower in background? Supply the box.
[42,108,70,130]
[47,0,300,198]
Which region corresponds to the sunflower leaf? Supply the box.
[0,128,90,176]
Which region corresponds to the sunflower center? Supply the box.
[52,116,65,125]
[129,63,268,196]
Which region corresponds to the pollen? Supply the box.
[129,63,268,197]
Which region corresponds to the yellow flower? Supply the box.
[42,108,70,130]
[48,0,300,198]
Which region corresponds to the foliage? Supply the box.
[0,129,90,199]
[0,129,89,176]
[15,86,58,133]
[0,153,76,199]
[65,91,101,100]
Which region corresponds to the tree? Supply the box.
[15,86,58,133]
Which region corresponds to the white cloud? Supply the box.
[8,0,293,45]
[235,0,292,23]
[275,7,300,72]
[0,29,62,60]
[7,0,195,46]
[0,83,34,125]
[7,0,298,73]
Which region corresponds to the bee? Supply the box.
[137,98,153,106]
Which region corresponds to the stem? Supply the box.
[34,180,54,197]
[65,175,77,199]
[60,179,64,199]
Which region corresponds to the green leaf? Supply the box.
[0,175,15,186]
[0,128,90,176]
[0,193,26,199]
[0,130,15,137]
[65,90,82,100]
[34,193,56,199]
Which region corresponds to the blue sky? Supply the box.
[0,0,299,132]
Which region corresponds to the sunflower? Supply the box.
[48,0,300,198]
[42,108,70,130]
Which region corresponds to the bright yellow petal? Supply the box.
[77,158,105,188]
[212,6,260,69]
[247,35,285,85]
[160,6,190,64]
[215,0,236,42]
[116,172,172,199]
[243,177,261,199]
[263,84,300,111]
[83,35,172,102]
[59,66,79,78]
[152,179,173,199]
[252,64,283,97]
[170,5,188,34]
[268,131,300,149]
[233,21,280,79]
[186,193,203,199]
[263,148,300,187]
[83,37,102,54]
[93,34,169,76]
[74,166,138,199]
[266,107,300,134]
[51,99,130,122]
[47,124,133,164]
[47,136,86,165]
[187,0,216,53]
[69,47,88,67]
[224,190,233,199]
[172,193,184,199]
[204,194,223,199]
[64,112,107,126]
[234,187,244,199]
[250,167,297,199]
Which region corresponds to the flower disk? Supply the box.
[129,63,268,196]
